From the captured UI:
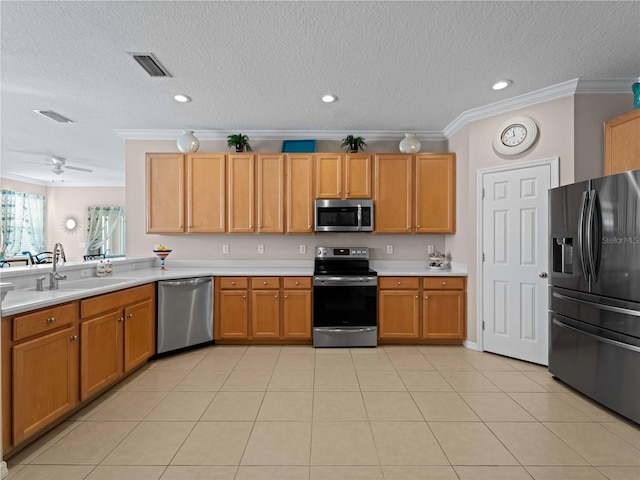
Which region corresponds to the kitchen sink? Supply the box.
[58,277,133,290]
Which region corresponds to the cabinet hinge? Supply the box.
[482,321,485,330]
[482,253,485,262]
[482,188,485,199]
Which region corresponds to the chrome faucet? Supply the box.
[49,243,67,290]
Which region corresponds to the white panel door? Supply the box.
[482,164,551,365]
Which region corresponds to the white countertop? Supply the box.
[1,258,467,316]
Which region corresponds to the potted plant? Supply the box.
[341,135,366,153]
[227,133,252,152]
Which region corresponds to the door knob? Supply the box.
[538,272,548,278]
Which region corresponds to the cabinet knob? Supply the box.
[415,295,418,299]
[407,225,411,229]
[118,317,124,322]
[263,281,267,285]
[295,281,299,285]
[231,281,236,286]
[242,295,246,299]
[275,295,278,299]
[69,335,78,341]
[127,313,133,318]
[397,281,402,285]
[417,225,421,228]
[424,295,429,299]
[346,190,350,194]
[47,317,55,324]
[442,282,446,286]
[284,295,288,299]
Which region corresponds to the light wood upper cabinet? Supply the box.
[286,154,314,233]
[605,109,640,175]
[227,154,255,233]
[415,154,456,233]
[257,154,285,233]
[374,154,413,233]
[146,153,185,233]
[316,154,371,199]
[187,153,226,233]
[146,153,226,233]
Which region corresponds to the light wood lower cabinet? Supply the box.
[2,302,80,451]
[378,276,466,342]
[80,284,155,401]
[216,276,311,341]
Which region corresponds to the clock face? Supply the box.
[501,124,527,146]
[492,116,538,156]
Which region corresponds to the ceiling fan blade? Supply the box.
[65,165,93,173]
[20,160,50,165]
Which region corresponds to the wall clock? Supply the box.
[493,116,538,156]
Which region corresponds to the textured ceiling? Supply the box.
[1,1,639,186]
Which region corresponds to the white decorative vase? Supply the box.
[177,130,200,153]
[399,133,421,153]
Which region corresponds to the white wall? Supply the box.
[125,139,449,262]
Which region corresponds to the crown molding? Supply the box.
[1,172,48,186]
[116,78,636,144]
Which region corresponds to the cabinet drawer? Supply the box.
[423,277,465,290]
[219,277,248,289]
[251,277,280,289]
[13,302,77,341]
[379,277,420,290]
[283,277,311,289]
[80,284,154,319]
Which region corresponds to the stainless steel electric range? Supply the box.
[312,246,378,347]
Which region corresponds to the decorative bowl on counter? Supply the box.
[153,248,172,270]
[428,252,447,270]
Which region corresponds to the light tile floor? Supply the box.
[6,345,640,480]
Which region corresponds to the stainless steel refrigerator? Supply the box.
[549,169,640,424]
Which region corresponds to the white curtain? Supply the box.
[85,206,123,255]
[1,189,46,257]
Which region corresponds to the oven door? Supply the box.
[313,276,377,327]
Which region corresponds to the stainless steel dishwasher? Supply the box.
[157,277,214,354]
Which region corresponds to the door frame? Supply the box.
[475,156,560,353]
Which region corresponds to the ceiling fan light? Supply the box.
[492,80,513,91]
[51,165,64,174]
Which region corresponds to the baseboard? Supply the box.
[463,340,480,351]
[1,461,8,478]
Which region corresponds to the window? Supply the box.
[1,189,46,258]
[85,206,125,257]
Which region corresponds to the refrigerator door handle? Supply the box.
[577,190,590,281]
[585,189,599,282]
[552,291,640,317]
[553,318,640,353]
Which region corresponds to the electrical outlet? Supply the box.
[299,244,306,254]
[258,244,265,254]
[80,269,92,278]
[428,244,435,254]
[223,244,229,254]
[386,244,394,254]
[78,242,86,248]
[132,263,143,270]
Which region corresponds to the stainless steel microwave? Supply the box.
[314,199,374,232]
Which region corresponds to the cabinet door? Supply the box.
[422,291,465,339]
[316,154,342,198]
[286,154,314,233]
[187,153,226,233]
[146,153,185,233]
[227,154,255,233]
[374,154,413,233]
[123,300,154,372]
[415,154,456,233]
[605,109,640,175]
[345,154,371,198]
[251,290,280,338]
[80,311,123,401]
[378,290,420,338]
[12,325,79,444]
[219,291,249,338]
[283,290,311,339]
[257,154,285,233]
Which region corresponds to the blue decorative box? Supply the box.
[281,139,316,153]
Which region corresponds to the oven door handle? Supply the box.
[319,327,377,333]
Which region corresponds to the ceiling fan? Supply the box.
[24,156,94,175]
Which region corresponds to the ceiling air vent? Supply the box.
[32,110,73,123]
[129,53,172,78]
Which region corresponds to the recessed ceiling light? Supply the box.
[322,94,338,103]
[174,94,191,103]
[492,80,513,91]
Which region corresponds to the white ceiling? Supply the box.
[1,1,639,186]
